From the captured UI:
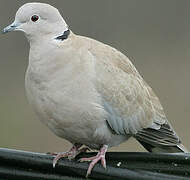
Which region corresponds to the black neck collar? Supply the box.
[55,29,70,41]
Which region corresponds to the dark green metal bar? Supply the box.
[0,148,189,179]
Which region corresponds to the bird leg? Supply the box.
[79,145,108,177]
[52,143,89,167]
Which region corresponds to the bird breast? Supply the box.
[24,51,114,146]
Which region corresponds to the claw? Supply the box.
[52,143,82,168]
[53,151,70,168]
[101,156,106,169]
[52,144,90,168]
[79,145,108,177]
[51,144,108,177]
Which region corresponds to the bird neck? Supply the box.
[55,29,70,41]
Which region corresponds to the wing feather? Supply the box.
[77,35,184,151]
[88,40,166,134]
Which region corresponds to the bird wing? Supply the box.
[86,37,181,147]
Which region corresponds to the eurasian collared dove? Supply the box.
[3,2,188,177]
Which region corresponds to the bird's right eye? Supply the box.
[31,15,39,22]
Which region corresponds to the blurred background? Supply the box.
[0,0,190,153]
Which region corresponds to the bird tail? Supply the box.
[176,143,189,153]
[135,121,188,153]
[138,140,188,153]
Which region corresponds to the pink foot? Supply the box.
[79,145,108,177]
[52,144,89,168]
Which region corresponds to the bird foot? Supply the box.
[79,145,108,177]
[52,144,89,167]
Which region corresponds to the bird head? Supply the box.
[2,3,68,42]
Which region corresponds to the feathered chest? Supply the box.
[25,58,102,123]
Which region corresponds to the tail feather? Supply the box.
[135,121,188,153]
[138,140,188,153]
[177,144,188,153]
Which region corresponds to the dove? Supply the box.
[3,2,188,177]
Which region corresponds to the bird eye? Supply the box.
[31,15,39,22]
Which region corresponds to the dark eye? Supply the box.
[31,15,39,22]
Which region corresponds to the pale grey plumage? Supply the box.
[3,2,187,171]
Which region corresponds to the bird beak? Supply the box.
[2,21,20,34]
